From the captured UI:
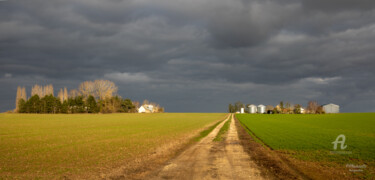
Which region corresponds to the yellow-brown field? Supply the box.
[0,113,226,179]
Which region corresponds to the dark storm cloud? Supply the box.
[1,0,375,112]
[302,0,375,11]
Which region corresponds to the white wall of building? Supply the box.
[138,106,146,113]
[248,105,257,113]
[323,103,340,113]
[257,105,266,114]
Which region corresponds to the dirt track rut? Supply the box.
[150,114,264,180]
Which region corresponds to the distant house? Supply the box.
[248,104,257,114]
[257,104,266,114]
[138,104,154,113]
[266,105,274,114]
[322,103,340,113]
[300,107,305,114]
[267,110,274,114]
[275,105,281,111]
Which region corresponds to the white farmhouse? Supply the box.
[257,104,266,114]
[248,104,257,114]
[138,104,154,113]
[138,106,146,113]
[322,103,339,113]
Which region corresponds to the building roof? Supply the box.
[322,103,339,107]
[139,104,153,113]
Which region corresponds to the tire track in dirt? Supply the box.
[149,114,264,180]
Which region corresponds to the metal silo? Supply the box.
[257,104,266,114]
[248,104,257,114]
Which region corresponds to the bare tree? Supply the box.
[58,88,64,102]
[31,84,43,97]
[31,84,53,97]
[93,80,118,100]
[44,84,54,96]
[15,86,21,112]
[133,101,140,109]
[15,86,27,112]
[143,99,149,105]
[149,102,160,113]
[21,87,27,101]
[69,89,79,98]
[316,106,325,114]
[307,101,319,114]
[79,81,95,99]
[63,87,68,101]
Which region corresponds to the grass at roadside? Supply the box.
[213,115,231,141]
[236,113,375,179]
[236,113,375,161]
[0,113,226,179]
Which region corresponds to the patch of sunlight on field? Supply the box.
[0,113,226,178]
[236,113,375,161]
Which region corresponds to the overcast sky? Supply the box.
[1,0,375,112]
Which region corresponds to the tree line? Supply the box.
[15,80,137,114]
[228,100,326,114]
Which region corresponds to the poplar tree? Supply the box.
[15,86,27,112]
[15,86,21,112]
[63,87,68,101]
[58,88,64,102]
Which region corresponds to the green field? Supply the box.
[236,113,375,162]
[0,113,226,178]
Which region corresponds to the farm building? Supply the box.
[322,103,340,113]
[138,104,154,113]
[257,104,266,114]
[266,105,274,114]
[248,104,257,113]
[300,107,305,114]
[240,107,245,114]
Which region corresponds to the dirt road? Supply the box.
[150,114,264,180]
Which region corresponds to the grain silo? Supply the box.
[248,104,257,113]
[257,104,266,114]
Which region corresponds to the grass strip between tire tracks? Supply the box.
[213,115,231,141]
[193,115,228,142]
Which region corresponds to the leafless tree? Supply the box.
[316,106,325,114]
[58,89,63,102]
[44,84,54,96]
[15,86,26,112]
[31,84,54,97]
[133,101,140,109]
[20,87,27,101]
[63,87,68,101]
[143,99,149,105]
[69,89,79,98]
[79,81,95,99]
[93,80,118,100]
[307,101,319,114]
[58,88,68,102]
[31,84,43,97]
